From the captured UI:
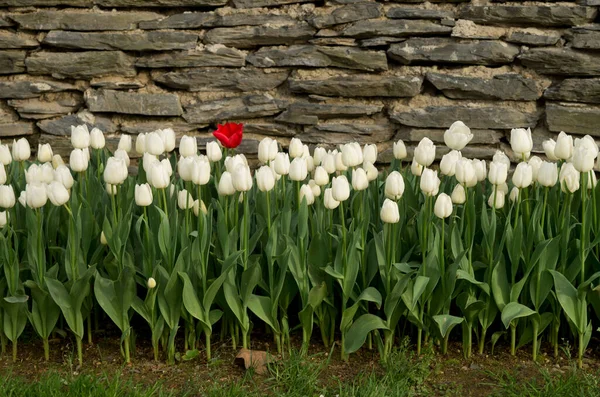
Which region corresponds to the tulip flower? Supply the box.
[213,122,243,149]
[554,131,573,160]
[364,161,378,182]
[380,199,400,224]
[177,135,196,158]
[299,184,315,205]
[160,159,173,177]
[218,171,235,196]
[289,157,308,181]
[414,137,436,167]
[191,156,211,186]
[90,128,105,149]
[159,128,176,153]
[149,162,170,189]
[512,162,533,189]
[104,157,128,185]
[193,199,207,216]
[114,149,130,167]
[537,161,558,187]
[324,187,339,210]
[46,181,70,206]
[411,159,423,176]
[308,179,321,197]
[384,171,405,200]
[26,183,47,208]
[206,141,222,162]
[314,166,329,186]
[146,132,165,156]
[488,161,508,186]
[559,163,580,193]
[572,144,596,173]
[26,164,42,184]
[321,153,336,174]
[543,139,558,161]
[147,278,157,289]
[258,137,278,164]
[455,158,477,187]
[289,138,304,159]
[528,156,542,182]
[341,142,363,169]
[135,183,153,207]
[118,134,132,153]
[488,190,505,209]
[225,154,247,174]
[440,150,462,177]
[509,187,519,203]
[0,211,7,228]
[233,165,253,192]
[38,143,53,163]
[420,168,440,196]
[332,175,350,202]
[493,151,511,169]
[274,153,290,176]
[178,189,194,210]
[510,127,533,159]
[0,164,5,185]
[143,153,159,175]
[434,193,453,219]
[444,121,473,151]
[361,144,377,164]
[256,165,276,192]
[0,185,16,208]
[71,125,90,149]
[451,184,466,204]
[69,149,88,172]
[12,138,31,161]
[135,133,146,154]
[52,154,64,169]
[100,231,108,245]
[393,140,407,160]
[178,156,194,182]
[106,183,117,195]
[313,147,327,165]
[18,190,26,207]
[472,159,487,182]
[0,144,11,165]
[352,168,369,191]
[335,152,348,172]
[575,135,599,158]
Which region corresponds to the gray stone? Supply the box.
[136,47,246,68]
[90,78,145,90]
[460,5,597,27]
[0,0,88,5]
[276,101,383,125]
[247,45,387,71]
[309,38,357,46]
[0,17,14,27]
[519,48,600,76]
[26,51,136,79]
[395,127,502,145]
[388,38,519,65]
[0,51,25,74]
[232,0,314,7]
[0,122,34,137]
[119,118,207,134]
[569,30,600,49]
[204,23,316,48]
[544,78,600,104]
[386,7,454,20]
[85,89,182,116]
[43,30,198,51]
[389,100,541,129]
[8,93,82,119]
[153,68,289,92]
[577,0,600,5]
[289,74,422,97]
[183,94,284,124]
[300,122,395,144]
[359,36,405,47]
[0,31,38,49]
[340,19,452,38]
[0,80,76,99]
[546,102,600,136]
[139,11,294,29]
[243,123,296,137]
[8,11,162,31]
[504,29,561,46]
[426,72,543,101]
[95,0,227,6]
[0,103,18,123]
[37,112,117,136]
[308,3,383,29]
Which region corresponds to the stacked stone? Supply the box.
[0,0,599,161]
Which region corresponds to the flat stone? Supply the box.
[136,47,246,68]
[505,29,561,46]
[90,77,145,90]
[0,122,34,137]
[26,51,136,80]
[0,31,38,49]
[389,98,541,129]
[0,79,76,98]
[578,0,600,5]
[340,19,452,38]
[544,78,600,104]
[0,51,26,74]
[247,45,387,71]
[0,102,17,123]
[37,111,117,136]
[139,11,294,29]
[289,73,422,97]
[0,17,14,27]
[183,94,284,124]
[426,72,543,101]
[359,36,405,47]
[460,5,597,27]
[153,68,289,92]
[232,0,314,7]
[300,122,395,144]
[569,30,600,49]
[308,3,383,29]
[118,118,207,134]
[85,89,182,116]
[8,11,162,31]
[276,101,383,125]
[43,30,198,51]
[451,20,505,40]
[8,92,82,119]
[204,23,316,48]
[395,127,502,145]
[386,7,454,20]
[309,38,356,46]
[243,123,296,137]
[95,0,227,6]
[546,102,600,136]
[0,0,89,5]
[519,48,600,76]
[388,38,519,65]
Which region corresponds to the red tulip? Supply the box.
[213,122,243,149]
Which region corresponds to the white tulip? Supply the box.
[12,138,30,161]
[414,137,436,167]
[364,161,378,182]
[38,143,53,163]
[71,125,90,149]
[472,159,487,182]
[114,148,130,167]
[499,182,509,194]
[217,171,235,196]
[509,187,519,203]
[269,162,282,181]
[46,181,70,206]
[455,158,477,187]
[510,127,533,159]
[352,168,369,191]
[160,158,173,177]
[26,183,47,208]
[543,139,558,161]
[256,165,276,192]
[52,154,64,169]
[488,161,508,186]
[149,162,170,189]
[274,153,290,176]
[289,157,308,181]
[440,150,462,177]
[362,144,377,164]
[0,211,7,228]
[54,165,74,189]
[537,161,558,187]
[488,190,506,209]
[331,175,350,202]
[314,166,329,186]
[178,189,194,210]
[420,168,440,196]
[142,153,159,175]
[224,154,248,174]
[411,159,423,176]
[106,183,117,196]
[118,134,132,153]
[289,138,304,159]
[554,132,573,160]
[451,184,466,204]
[0,164,5,185]
[444,121,473,151]
[313,147,327,166]
[321,153,336,174]
[147,277,156,289]
[575,135,599,158]
[90,128,105,149]
[178,156,194,182]
[324,188,339,210]
[304,155,314,173]
[385,171,405,200]
[335,152,348,172]
[299,184,315,205]
[18,190,26,208]
[309,179,321,197]
[104,157,128,185]
[380,199,400,224]
[393,140,407,160]
[100,231,108,245]
[179,135,197,158]
[69,149,88,172]
[258,137,278,164]
[512,162,533,189]
[159,128,176,153]
[528,156,542,182]
[434,193,453,219]
[0,185,16,208]
[572,144,596,173]
[0,145,11,165]
[26,164,42,184]
[206,141,222,162]
[40,163,54,184]
[559,162,580,193]
[146,132,165,156]
[587,171,598,190]
[191,155,211,186]
[135,133,146,154]
[493,151,511,169]
[233,165,253,192]
[193,199,208,216]
[135,183,153,207]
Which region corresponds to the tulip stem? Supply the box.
[243,192,249,270]
[581,172,587,285]
[540,187,549,237]
[161,188,169,220]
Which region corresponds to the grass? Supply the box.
[488,368,600,397]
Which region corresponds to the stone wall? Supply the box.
[1,0,600,162]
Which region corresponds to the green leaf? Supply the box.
[247,295,276,330]
[491,261,510,311]
[500,302,536,329]
[432,315,463,338]
[548,270,581,330]
[179,272,205,322]
[344,314,388,354]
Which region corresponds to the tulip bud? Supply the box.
[0,185,16,208]
[206,141,222,162]
[0,211,7,228]
[52,154,64,169]
[543,139,558,161]
[135,183,153,207]
[510,127,533,159]
[135,133,146,154]
[509,187,519,203]
[335,152,348,172]
[587,171,597,190]
[488,190,506,209]
[118,134,132,153]
[69,149,89,172]
[384,171,405,200]
[0,145,11,165]
[309,179,321,197]
[331,175,350,202]
[362,144,377,165]
[26,183,47,208]
[146,132,165,156]
[233,165,253,192]
[537,161,558,187]
[380,199,400,224]
[455,158,477,187]
[313,147,327,166]
[351,168,369,191]
[414,137,436,167]
[0,164,5,185]
[289,157,308,181]
[314,166,329,186]
[554,132,573,160]
[528,156,542,182]
[178,156,194,182]
[411,159,423,176]
[256,165,276,192]
[321,153,336,174]
[18,190,26,208]
[71,125,90,149]
[147,277,156,289]
[304,155,314,173]
[178,189,194,210]
[393,140,407,160]
[224,154,247,174]
[444,121,473,151]
[38,143,53,163]
[572,144,596,173]
[90,128,105,149]
[575,135,599,158]
[512,162,533,189]
[217,171,235,196]
[143,153,159,175]
[101,231,108,245]
[493,151,511,170]
[106,183,117,196]
[191,156,211,186]
[434,193,453,219]
[472,159,487,182]
[12,138,31,161]
[270,162,281,181]
[288,138,303,159]
[53,165,74,189]
[559,162,580,193]
[488,161,508,186]
[299,184,315,205]
[451,184,466,204]
[258,137,278,164]
[159,128,176,153]
[160,159,173,177]
[274,153,290,176]
[420,168,440,196]
[179,135,197,158]
[114,149,130,167]
[46,181,70,206]
[193,199,208,216]
[364,161,378,182]
[104,157,128,185]
[324,188,340,210]
[41,163,54,184]
[440,150,462,177]
[149,162,170,189]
